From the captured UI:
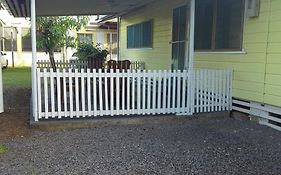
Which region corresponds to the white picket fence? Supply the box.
[193,69,232,113]
[37,60,145,71]
[36,69,193,119]
[35,68,232,120]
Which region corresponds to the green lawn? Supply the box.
[2,67,31,89]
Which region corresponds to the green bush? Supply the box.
[73,43,99,60]
[73,43,109,62]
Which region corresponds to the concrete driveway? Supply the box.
[0,117,280,175]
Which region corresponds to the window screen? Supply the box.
[195,0,244,51]
[127,20,153,48]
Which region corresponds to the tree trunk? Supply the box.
[49,50,57,72]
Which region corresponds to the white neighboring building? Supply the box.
[0,7,117,67]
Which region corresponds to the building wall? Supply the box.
[264,0,281,106]
[194,0,269,104]
[120,0,281,108]
[1,26,117,66]
[120,0,188,70]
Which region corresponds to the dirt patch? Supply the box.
[0,88,32,141]
[0,112,31,141]
[4,88,31,113]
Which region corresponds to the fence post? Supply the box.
[0,65,3,113]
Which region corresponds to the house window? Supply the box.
[78,33,93,44]
[106,33,118,54]
[3,27,17,51]
[22,28,32,51]
[0,24,3,51]
[22,28,45,51]
[195,0,245,51]
[22,28,58,52]
[127,20,152,48]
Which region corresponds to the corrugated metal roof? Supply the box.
[4,0,155,17]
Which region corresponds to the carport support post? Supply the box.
[188,0,195,114]
[31,0,38,122]
[0,66,3,113]
[189,0,195,71]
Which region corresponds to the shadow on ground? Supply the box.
[0,88,31,141]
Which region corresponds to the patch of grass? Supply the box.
[0,145,8,154]
[2,67,31,89]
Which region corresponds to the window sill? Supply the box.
[195,49,247,54]
[127,48,153,50]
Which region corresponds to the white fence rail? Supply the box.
[193,69,232,113]
[37,60,145,71]
[35,68,232,120]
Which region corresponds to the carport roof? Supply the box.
[4,0,155,17]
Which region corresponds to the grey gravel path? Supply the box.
[0,117,280,175]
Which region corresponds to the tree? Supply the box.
[36,16,89,71]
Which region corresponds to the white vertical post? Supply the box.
[117,17,121,61]
[0,66,3,113]
[188,0,195,71]
[187,0,195,115]
[31,0,38,121]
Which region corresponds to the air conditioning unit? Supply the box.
[247,0,260,18]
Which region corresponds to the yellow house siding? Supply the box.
[264,0,281,107]
[120,0,188,70]
[120,0,281,107]
[194,0,270,104]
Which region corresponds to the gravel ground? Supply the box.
[0,117,280,175]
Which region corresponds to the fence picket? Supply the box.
[167,70,171,113]
[127,71,131,114]
[182,70,187,113]
[50,69,55,118]
[152,70,157,115]
[43,68,48,119]
[93,69,97,116]
[219,70,223,111]
[37,69,42,119]
[142,70,146,114]
[56,70,62,119]
[121,70,125,115]
[196,70,199,113]
[163,70,167,114]
[157,70,162,114]
[81,69,86,117]
[172,71,176,113]
[63,69,67,117]
[176,70,181,113]
[147,70,152,114]
[137,69,141,115]
[132,70,136,114]
[104,71,109,115]
[75,69,80,117]
[87,69,91,117]
[110,69,114,116]
[211,70,215,112]
[116,69,120,115]
[69,69,73,118]
[98,69,103,116]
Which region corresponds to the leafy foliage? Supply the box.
[36,16,89,53]
[0,145,7,154]
[73,43,109,61]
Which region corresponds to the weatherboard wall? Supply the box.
[120,0,189,70]
[119,0,281,108]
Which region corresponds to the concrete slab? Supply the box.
[30,111,231,131]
